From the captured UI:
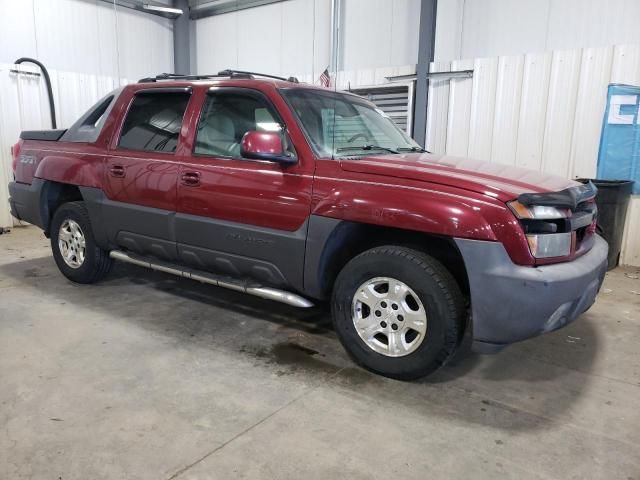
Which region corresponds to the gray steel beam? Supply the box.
[173,0,191,74]
[413,0,437,147]
[97,0,183,19]
[190,0,284,19]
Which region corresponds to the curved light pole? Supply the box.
[14,57,57,129]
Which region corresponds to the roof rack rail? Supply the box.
[217,69,299,83]
[138,70,299,84]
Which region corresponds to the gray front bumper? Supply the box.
[455,235,608,353]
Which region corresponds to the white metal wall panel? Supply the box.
[390,0,421,69]
[433,0,464,63]
[0,0,38,63]
[546,0,640,57]
[195,0,320,77]
[515,52,552,171]
[610,44,640,85]
[340,0,420,70]
[281,0,315,78]
[491,55,524,166]
[436,0,640,62]
[569,46,613,179]
[0,0,174,81]
[96,2,119,77]
[115,8,174,81]
[540,49,582,177]
[425,62,451,154]
[33,0,102,75]
[444,60,473,157]
[342,0,393,71]
[194,0,417,77]
[467,57,498,161]
[237,2,282,73]
[621,197,640,267]
[458,0,549,62]
[195,12,239,74]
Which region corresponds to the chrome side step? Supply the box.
[109,250,314,308]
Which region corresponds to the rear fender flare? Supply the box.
[34,154,103,188]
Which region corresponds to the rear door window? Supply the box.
[118,92,190,153]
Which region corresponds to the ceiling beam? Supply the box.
[189,0,284,20]
[97,0,183,19]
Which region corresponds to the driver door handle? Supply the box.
[109,164,125,178]
[180,171,201,187]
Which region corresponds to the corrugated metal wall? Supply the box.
[425,43,640,266]
[0,63,126,229]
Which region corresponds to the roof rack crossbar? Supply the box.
[138,72,223,83]
[138,69,299,84]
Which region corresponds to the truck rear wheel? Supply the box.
[50,202,112,284]
[331,246,465,380]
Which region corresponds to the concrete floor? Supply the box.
[1,226,639,480]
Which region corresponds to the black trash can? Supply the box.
[577,179,634,270]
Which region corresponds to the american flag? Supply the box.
[319,67,331,88]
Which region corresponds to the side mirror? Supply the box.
[240,131,297,165]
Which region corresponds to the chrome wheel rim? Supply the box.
[58,219,86,269]
[352,276,427,357]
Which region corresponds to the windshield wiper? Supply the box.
[337,144,399,154]
[397,146,431,153]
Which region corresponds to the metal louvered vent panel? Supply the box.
[350,86,412,133]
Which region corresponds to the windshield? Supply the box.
[280,88,421,158]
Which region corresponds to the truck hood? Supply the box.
[339,153,577,202]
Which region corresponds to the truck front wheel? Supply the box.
[50,202,113,284]
[332,246,465,380]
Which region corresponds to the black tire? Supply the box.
[331,246,465,380]
[50,201,113,284]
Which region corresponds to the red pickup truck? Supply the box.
[8,70,608,379]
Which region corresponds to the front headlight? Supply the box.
[508,201,572,258]
[507,201,570,219]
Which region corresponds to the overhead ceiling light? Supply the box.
[142,4,183,16]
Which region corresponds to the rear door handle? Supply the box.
[109,164,125,178]
[180,171,201,187]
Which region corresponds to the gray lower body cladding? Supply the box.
[80,187,335,297]
[455,235,608,353]
[8,180,47,229]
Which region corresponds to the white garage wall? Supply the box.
[425,43,640,266]
[0,0,174,81]
[194,0,419,79]
[435,0,640,62]
[0,63,126,229]
[340,0,420,71]
[195,0,330,78]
